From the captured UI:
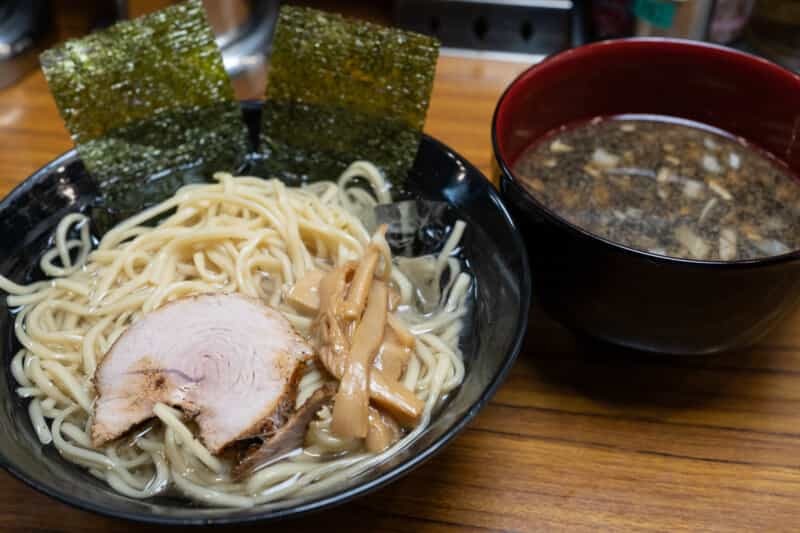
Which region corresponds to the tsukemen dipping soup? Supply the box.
[512,115,800,261]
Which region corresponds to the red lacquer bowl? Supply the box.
[493,38,800,354]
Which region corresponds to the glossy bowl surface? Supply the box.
[493,38,800,354]
[0,102,531,524]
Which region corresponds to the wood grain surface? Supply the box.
[2,53,800,533]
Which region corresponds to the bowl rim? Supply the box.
[0,119,533,524]
[492,37,800,270]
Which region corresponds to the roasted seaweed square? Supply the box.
[260,6,440,185]
[40,0,248,220]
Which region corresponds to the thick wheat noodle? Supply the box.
[0,161,471,507]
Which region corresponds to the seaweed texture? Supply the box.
[260,6,439,184]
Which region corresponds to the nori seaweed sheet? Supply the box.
[260,6,440,184]
[40,0,249,228]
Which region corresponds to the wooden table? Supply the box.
[2,54,800,533]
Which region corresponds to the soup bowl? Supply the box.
[493,38,800,355]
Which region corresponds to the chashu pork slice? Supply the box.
[91,293,312,453]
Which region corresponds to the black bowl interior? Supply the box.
[0,103,531,524]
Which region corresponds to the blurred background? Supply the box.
[1,0,798,94]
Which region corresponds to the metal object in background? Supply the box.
[0,0,49,89]
[633,0,715,40]
[120,0,277,78]
[202,0,277,77]
[747,0,800,72]
[393,0,585,63]
[590,0,635,39]
[709,0,755,44]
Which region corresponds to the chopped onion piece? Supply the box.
[528,178,545,192]
[754,239,790,256]
[583,165,601,178]
[698,198,718,223]
[728,152,741,169]
[605,167,655,178]
[683,179,704,199]
[550,140,573,153]
[675,226,710,259]
[591,148,620,168]
[702,154,722,173]
[719,228,737,261]
[707,179,733,201]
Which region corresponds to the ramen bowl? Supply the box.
[0,102,531,524]
[493,38,800,355]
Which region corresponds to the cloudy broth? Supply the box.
[512,115,800,261]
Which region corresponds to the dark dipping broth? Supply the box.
[512,115,800,261]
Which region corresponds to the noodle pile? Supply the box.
[0,162,470,507]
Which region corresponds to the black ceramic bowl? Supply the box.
[493,39,800,355]
[0,102,531,524]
